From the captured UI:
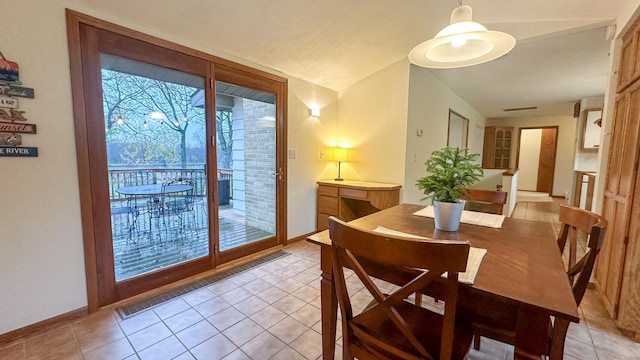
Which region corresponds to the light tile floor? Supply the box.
[1,200,639,359]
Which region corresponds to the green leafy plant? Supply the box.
[416,146,484,203]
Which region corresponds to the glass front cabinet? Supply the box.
[482,126,513,169]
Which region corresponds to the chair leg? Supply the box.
[473,334,481,350]
[414,293,422,306]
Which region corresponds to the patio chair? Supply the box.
[148,178,196,244]
[110,204,139,246]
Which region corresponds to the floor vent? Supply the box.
[115,250,290,319]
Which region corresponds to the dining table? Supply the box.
[115,183,194,238]
[306,203,579,360]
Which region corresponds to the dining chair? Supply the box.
[471,204,607,354]
[460,188,508,215]
[556,204,607,305]
[329,217,473,360]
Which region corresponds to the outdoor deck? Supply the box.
[111,204,273,281]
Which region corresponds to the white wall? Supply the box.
[337,59,410,185]
[518,129,543,191]
[0,0,337,334]
[0,0,87,335]
[403,65,487,205]
[487,115,576,197]
[287,78,339,238]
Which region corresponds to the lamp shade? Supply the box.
[332,147,349,162]
[409,5,515,69]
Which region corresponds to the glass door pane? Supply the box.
[101,54,209,281]
[215,81,277,251]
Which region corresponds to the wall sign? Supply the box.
[0,146,37,157]
[0,122,36,133]
[0,84,34,98]
[0,95,17,108]
[0,133,21,145]
[0,51,37,157]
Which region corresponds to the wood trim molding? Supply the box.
[0,307,88,346]
[287,231,317,245]
[65,9,287,84]
[66,9,100,313]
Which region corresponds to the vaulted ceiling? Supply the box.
[77,0,628,118]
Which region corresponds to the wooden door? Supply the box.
[595,81,640,318]
[536,128,558,193]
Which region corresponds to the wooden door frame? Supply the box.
[515,126,559,194]
[213,64,288,265]
[66,10,288,311]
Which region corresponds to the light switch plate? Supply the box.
[289,148,297,159]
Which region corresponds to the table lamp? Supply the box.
[332,147,349,181]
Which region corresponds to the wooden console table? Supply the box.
[316,180,401,231]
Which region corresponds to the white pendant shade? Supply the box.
[409,5,516,69]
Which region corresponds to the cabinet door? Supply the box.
[501,129,512,168]
[482,127,496,168]
[617,23,640,93]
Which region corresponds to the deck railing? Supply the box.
[108,168,233,203]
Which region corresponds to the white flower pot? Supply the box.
[433,200,465,232]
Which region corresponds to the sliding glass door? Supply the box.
[102,54,210,282]
[76,25,216,304]
[212,68,284,264]
[70,17,287,307]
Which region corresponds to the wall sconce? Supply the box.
[310,106,320,117]
[332,147,349,181]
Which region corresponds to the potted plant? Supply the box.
[416,146,483,231]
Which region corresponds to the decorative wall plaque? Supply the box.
[0,84,34,98]
[0,122,36,134]
[0,51,18,83]
[0,95,17,108]
[0,51,37,157]
[0,133,21,145]
[0,146,37,157]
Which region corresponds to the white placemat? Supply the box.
[413,205,505,229]
[373,226,486,284]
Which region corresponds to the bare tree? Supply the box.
[102,70,214,168]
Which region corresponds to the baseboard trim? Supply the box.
[286,231,316,245]
[0,307,88,346]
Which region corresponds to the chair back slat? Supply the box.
[329,217,471,360]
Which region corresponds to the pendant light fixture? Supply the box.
[409,1,515,69]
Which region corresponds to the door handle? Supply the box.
[270,167,284,181]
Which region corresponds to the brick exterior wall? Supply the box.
[231,98,276,233]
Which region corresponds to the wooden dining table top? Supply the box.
[307,203,580,322]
